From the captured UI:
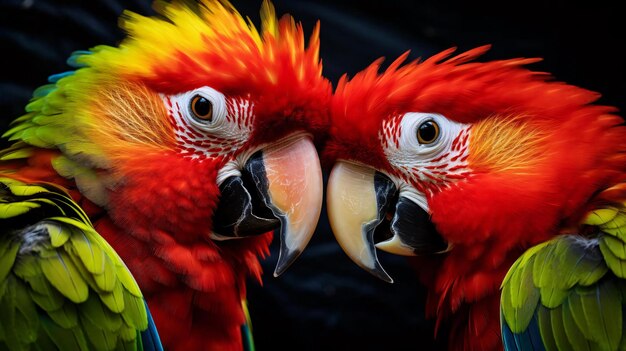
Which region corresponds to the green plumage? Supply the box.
[501,229,626,350]
[0,177,152,350]
[1,50,110,182]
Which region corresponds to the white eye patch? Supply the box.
[393,112,466,161]
[179,86,228,133]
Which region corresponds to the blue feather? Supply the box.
[32,84,56,98]
[140,300,164,351]
[502,312,520,351]
[48,71,75,83]
[502,312,546,351]
[66,50,92,68]
[526,314,545,350]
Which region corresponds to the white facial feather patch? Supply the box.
[381,112,471,194]
[162,86,253,161]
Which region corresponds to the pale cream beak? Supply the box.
[326,161,395,282]
[327,160,448,282]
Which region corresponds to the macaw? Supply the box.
[0,178,163,351]
[0,0,330,350]
[323,45,626,350]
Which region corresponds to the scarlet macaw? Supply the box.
[0,1,330,350]
[324,46,626,350]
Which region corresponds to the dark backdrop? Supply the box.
[1,1,624,350]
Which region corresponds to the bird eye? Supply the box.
[190,95,213,121]
[417,120,440,144]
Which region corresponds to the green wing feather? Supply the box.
[0,177,155,350]
[501,205,626,351]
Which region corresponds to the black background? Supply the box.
[1,1,624,350]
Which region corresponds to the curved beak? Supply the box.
[326,161,447,283]
[213,135,323,276]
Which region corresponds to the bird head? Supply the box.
[324,46,626,283]
[10,0,331,276]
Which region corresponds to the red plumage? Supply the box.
[327,45,626,350]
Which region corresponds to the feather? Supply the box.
[1,178,161,350]
[68,227,106,275]
[28,289,65,312]
[49,216,95,234]
[79,293,123,332]
[6,184,48,197]
[47,222,71,247]
[92,253,117,292]
[51,154,110,207]
[66,50,92,68]
[599,239,626,278]
[47,300,79,329]
[557,237,606,288]
[602,234,626,260]
[602,212,626,229]
[1,124,32,139]
[0,201,40,217]
[30,328,57,351]
[501,318,520,351]
[548,306,575,350]
[115,263,143,298]
[81,309,119,351]
[535,302,557,351]
[48,71,75,84]
[0,240,19,283]
[99,279,125,313]
[0,276,22,351]
[0,141,34,160]
[605,225,626,243]
[502,255,540,333]
[510,313,545,351]
[533,243,569,308]
[119,323,138,342]
[39,313,89,351]
[0,147,33,161]
[502,236,624,351]
[584,208,620,226]
[560,299,592,351]
[140,301,164,351]
[121,291,148,330]
[32,84,57,98]
[14,261,65,311]
[40,250,89,303]
[579,282,621,349]
[241,299,256,351]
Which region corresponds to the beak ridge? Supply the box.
[212,135,323,276]
[250,136,323,276]
[327,161,396,283]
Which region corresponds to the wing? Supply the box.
[0,177,163,351]
[500,205,626,351]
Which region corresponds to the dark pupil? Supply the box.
[419,122,437,142]
[193,96,212,118]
